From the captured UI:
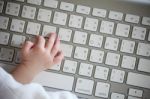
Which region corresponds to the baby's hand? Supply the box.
[12,33,64,84]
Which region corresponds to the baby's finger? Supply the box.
[53,51,64,64]
[45,33,56,50]
[35,36,45,48]
[22,41,34,54]
[51,37,60,57]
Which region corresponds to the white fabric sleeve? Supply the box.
[0,67,78,99]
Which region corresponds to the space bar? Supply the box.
[33,71,74,91]
[127,72,150,89]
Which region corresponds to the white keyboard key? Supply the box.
[44,0,58,8]
[120,40,135,53]
[116,23,130,37]
[11,34,26,48]
[50,63,61,71]
[27,0,42,5]
[60,2,74,12]
[137,43,150,57]
[60,43,73,57]
[79,63,93,77]
[26,22,41,35]
[121,55,136,70]
[73,31,87,44]
[0,1,4,13]
[16,0,25,2]
[90,49,104,63]
[95,82,110,98]
[111,93,125,99]
[110,69,125,83]
[0,32,10,45]
[92,8,107,18]
[69,15,83,28]
[128,96,141,99]
[94,66,109,80]
[105,37,119,51]
[42,25,56,36]
[33,71,74,91]
[76,5,90,15]
[142,17,150,26]
[0,48,14,61]
[132,26,146,40]
[89,34,103,48]
[58,28,72,41]
[10,19,25,33]
[100,21,114,34]
[127,72,150,89]
[63,60,77,74]
[109,11,123,21]
[37,9,52,22]
[129,88,143,97]
[22,6,36,19]
[84,17,98,31]
[148,31,150,41]
[75,78,94,95]
[15,51,21,63]
[53,12,67,25]
[125,14,140,24]
[5,2,20,16]
[74,47,88,60]
[138,58,150,73]
[105,52,120,66]
[0,16,9,29]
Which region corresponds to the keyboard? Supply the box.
[0,0,150,99]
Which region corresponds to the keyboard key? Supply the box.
[42,25,56,37]
[0,16,9,29]
[90,49,104,63]
[100,21,114,34]
[26,22,41,35]
[5,2,20,16]
[16,0,25,2]
[94,66,109,80]
[73,31,87,44]
[109,11,123,21]
[10,19,25,33]
[11,34,26,48]
[0,1,4,13]
[120,40,135,54]
[44,0,58,8]
[74,46,88,60]
[125,14,140,24]
[128,96,141,99]
[60,2,74,12]
[0,32,10,45]
[15,51,21,63]
[53,12,67,25]
[33,71,74,91]
[111,93,125,99]
[75,78,94,95]
[58,28,72,41]
[63,60,77,74]
[92,8,107,18]
[132,26,146,40]
[76,5,90,15]
[105,52,120,66]
[0,48,14,61]
[128,88,143,97]
[37,9,52,22]
[115,23,130,37]
[137,43,150,57]
[79,63,93,77]
[127,72,150,89]
[89,34,103,48]
[105,37,119,51]
[142,17,150,26]
[69,15,83,28]
[110,69,125,83]
[50,63,61,71]
[121,55,136,70]
[27,0,42,5]
[84,17,98,31]
[22,5,36,19]
[95,82,110,98]
[138,58,150,73]
[148,31,150,41]
[60,43,73,57]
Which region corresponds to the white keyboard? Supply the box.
[0,0,150,99]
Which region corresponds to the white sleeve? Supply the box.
[0,67,78,99]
